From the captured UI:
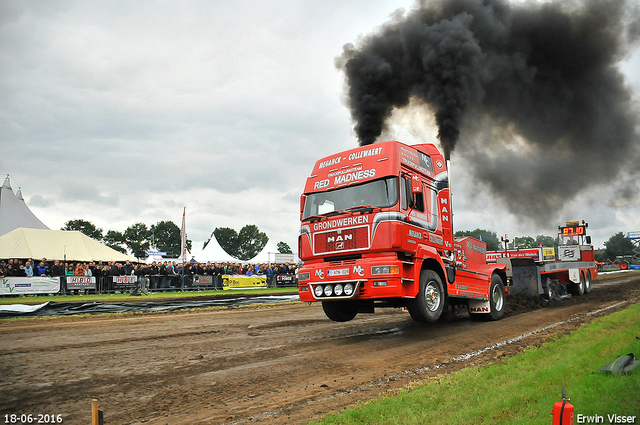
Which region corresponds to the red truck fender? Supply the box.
[410,244,451,297]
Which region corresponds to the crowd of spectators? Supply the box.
[1,258,298,290]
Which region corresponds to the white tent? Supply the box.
[247,239,280,264]
[0,175,49,237]
[194,235,238,263]
[0,228,138,262]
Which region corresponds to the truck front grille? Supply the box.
[313,226,369,255]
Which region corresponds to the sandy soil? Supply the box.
[0,272,638,425]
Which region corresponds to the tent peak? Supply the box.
[2,175,11,190]
[16,187,24,201]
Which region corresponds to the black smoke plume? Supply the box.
[338,0,640,223]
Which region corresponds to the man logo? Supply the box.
[337,242,344,249]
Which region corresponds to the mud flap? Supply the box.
[446,265,456,284]
[468,299,491,314]
[568,269,580,283]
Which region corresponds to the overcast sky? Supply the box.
[2,0,639,254]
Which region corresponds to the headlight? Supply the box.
[299,272,310,281]
[324,285,333,297]
[314,285,324,297]
[372,266,399,275]
[334,284,344,296]
[344,283,354,296]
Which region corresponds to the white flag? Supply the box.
[180,207,187,260]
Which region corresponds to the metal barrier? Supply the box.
[6,273,300,296]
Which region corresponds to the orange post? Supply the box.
[91,399,99,425]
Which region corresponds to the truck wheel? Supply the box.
[542,277,553,300]
[322,301,358,322]
[488,274,506,320]
[407,270,445,323]
[584,271,592,294]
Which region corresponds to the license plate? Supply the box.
[327,268,349,276]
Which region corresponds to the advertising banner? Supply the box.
[274,274,298,287]
[193,275,214,286]
[113,275,138,290]
[66,276,96,290]
[0,277,60,295]
[558,246,580,262]
[222,275,267,290]
[486,248,542,263]
[274,253,296,263]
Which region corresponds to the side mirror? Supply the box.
[300,195,306,215]
[585,236,591,244]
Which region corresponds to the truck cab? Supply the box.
[298,141,506,322]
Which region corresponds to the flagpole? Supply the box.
[180,207,187,262]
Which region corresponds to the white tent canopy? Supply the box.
[0,175,49,237]
[0,228,138,262]
[247,239,280,264]
[194,235,238,263]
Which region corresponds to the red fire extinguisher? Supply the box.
[552,387,574,425]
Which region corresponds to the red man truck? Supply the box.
[297,140,508,322]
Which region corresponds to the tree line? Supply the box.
[62,219,293,261]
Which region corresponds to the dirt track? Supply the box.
[1,272,638,425]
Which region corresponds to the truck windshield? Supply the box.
[303,177,399,219]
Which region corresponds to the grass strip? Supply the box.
[0,287,298,305]
[312,302,640,425]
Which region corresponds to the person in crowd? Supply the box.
[83,263,92,276]
[166,263,178,289]
[74,262,85,276]
[36,259,49,276]
[24,260,34,277]
[109,261,119,277]
[65,263,75,276]
[203,262,212,276]
[181,261,193,288]
[147,261,159,290]
[124,260,134,275]
[135,264,149,291]
[15,263,27,277]
[168,261,178,288]
[51,260,65,277]
[35,260,48,276]
[173,262,184,288]
[211,262,221,289]
[158,261,168,289]
[4,259,14,276]
[90,262,100,278]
